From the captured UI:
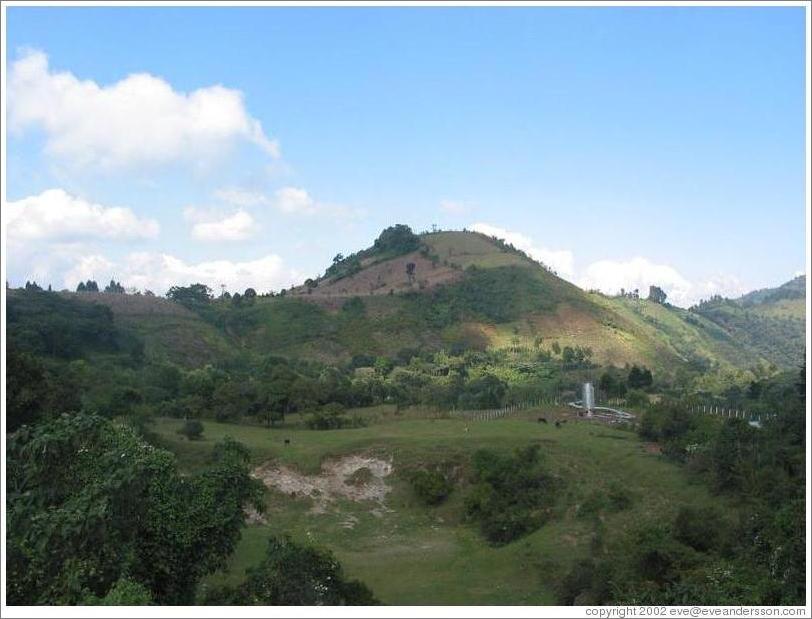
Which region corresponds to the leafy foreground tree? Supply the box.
[6,413,263,605]
[204,535,377,605]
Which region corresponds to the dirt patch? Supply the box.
[253,455,393,513]
[288,250,463,299]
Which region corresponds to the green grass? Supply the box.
[152,410,732,605]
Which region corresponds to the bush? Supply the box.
[626,389,650,408]
[410,469,453,506]
[207,535,378,605]
[606,482,633,512]
[464,444,559,544]
[178,419,204,440]
[306,403,347,430]
[673,506,723,552]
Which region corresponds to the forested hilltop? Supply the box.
[6,225,807,606]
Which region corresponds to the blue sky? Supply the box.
[4,6,807,306]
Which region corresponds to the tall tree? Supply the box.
[7,414,263,604]
[648,285,668,304]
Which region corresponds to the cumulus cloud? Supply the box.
[5,188,159,242]
[439,199,470,215]
[578,258,749,307]
[64,251,302,295]
[469,223,746,307]
[470,222,575,280]
[578,257,693,304]
[211,186,361,220]
[273,186,316,214]
[8,50,279,170]
[184,206,256,242]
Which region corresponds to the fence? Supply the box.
[451,397,562,422]
[447,398,774,425]
[685,403,775,424]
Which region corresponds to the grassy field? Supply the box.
[151,409,732,605]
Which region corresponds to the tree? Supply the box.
[85,280,99,292]
[6,344,82,431]
[166,283,213,308]
[178,419,204,440]
[104,279,125,294]
[25,281,43,292]
[6,414,263,604]
[373,224,420,255]
[458,374,507,409]
[648,285,667,304]
[406,262,416,284]
[76,282,87,292]
[244,288,257,304]
[628,365,653,389]
[208,536,377,605]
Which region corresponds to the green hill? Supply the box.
[169,229,787,376]
[7,229,803,403]
[690,275,805,369]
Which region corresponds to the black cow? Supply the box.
[538,417,548,424]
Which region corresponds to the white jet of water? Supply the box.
[583,382,595,412]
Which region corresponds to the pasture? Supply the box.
[150,408,732,605]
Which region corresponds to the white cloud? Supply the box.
[469,222,746,307]
[274,186,317,214]
[691,274,748,303]
[211,186,361,220]
[64,251,302,295]
[5,188,159,242]
[187,209,256,242]
[270,186,363,220]
[578,257,693,305]
[440,199,470,215]
[470,222,575,280]
[214,188,271,208]
[578,258,748,307]
[8,50,279,170]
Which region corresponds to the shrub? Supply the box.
[464,444,559,544]
[673,506,723,552]
[410,469,453,506]
[178,419,204,440]
[606,482,633,512]
[306,403,347,430]
[204,535,377,605]
[626,389,650,408]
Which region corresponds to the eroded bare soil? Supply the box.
[252,454,393,513]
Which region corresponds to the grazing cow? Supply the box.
[555,421,561,428]
[464,426,469,433]
[284,438,291,446]
[538,417,548,424]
